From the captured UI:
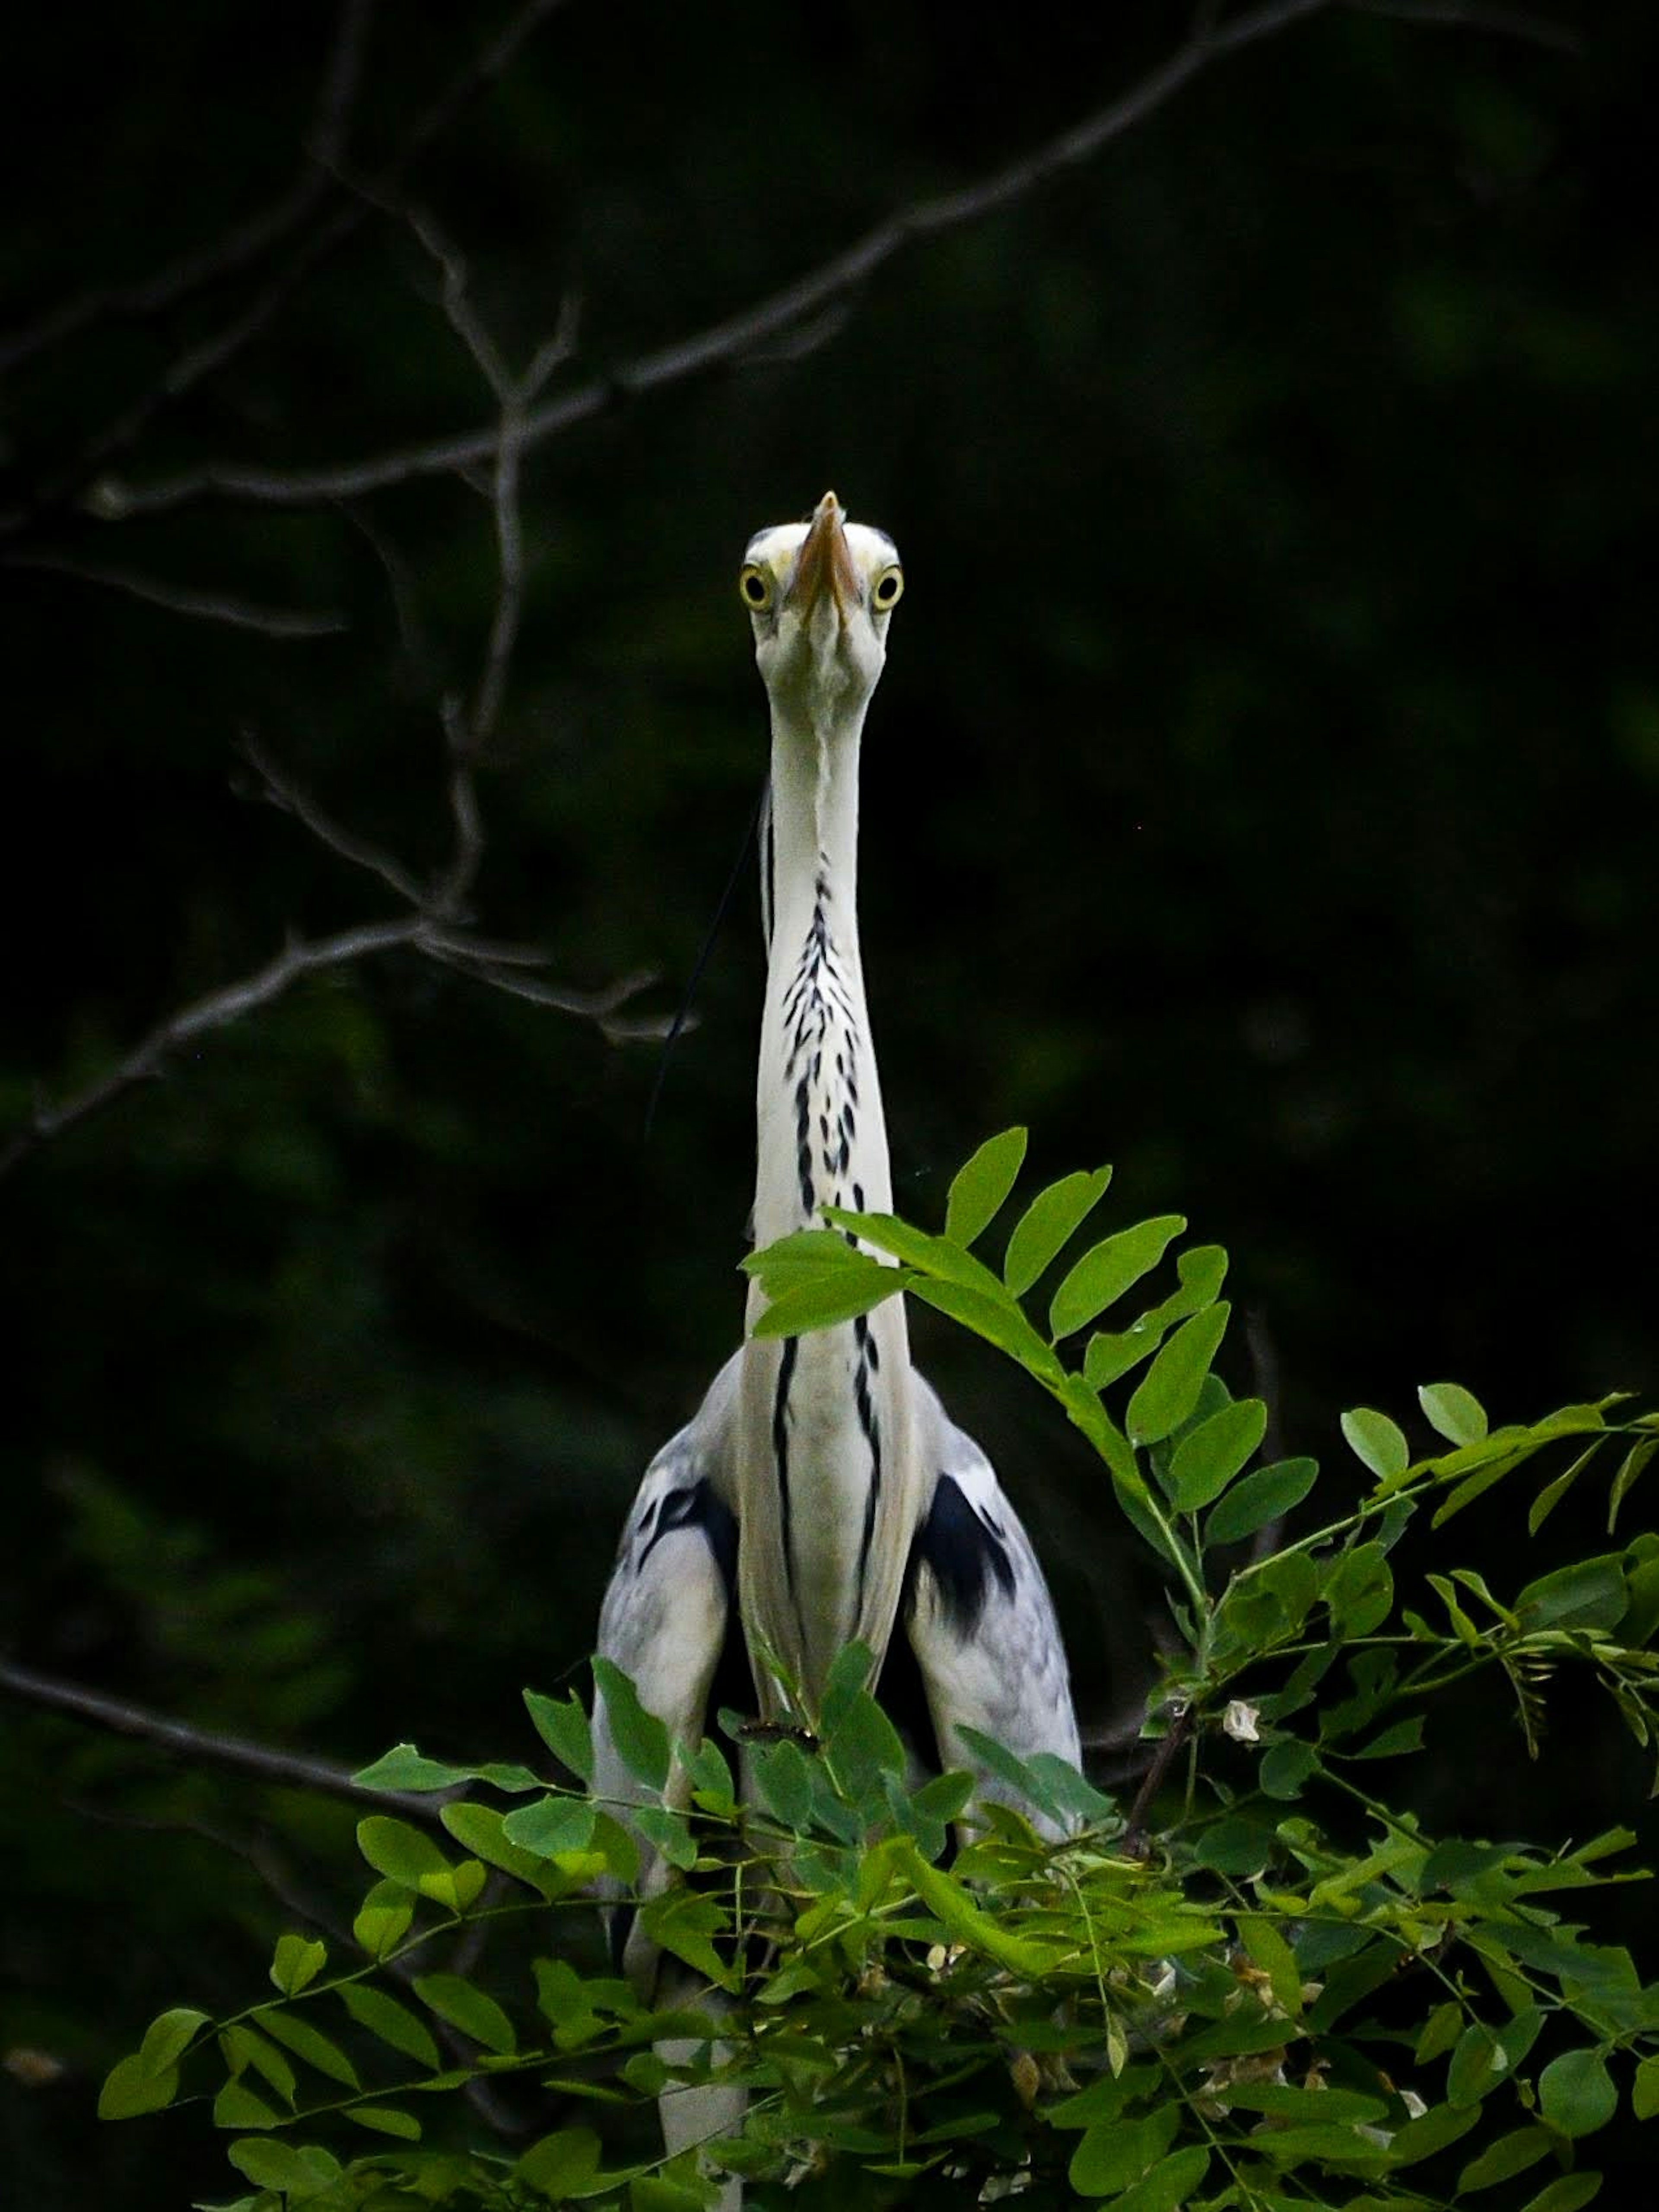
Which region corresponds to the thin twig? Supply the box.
[0,1658,445,1821]
[0,551,346,639]
[23,0,572,524]
[77,0,1342,520]
[1123,1705,1195,1854]
[240,735,429,905]
[0,916,424,1177]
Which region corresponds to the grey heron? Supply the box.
[592,492,1079,2172]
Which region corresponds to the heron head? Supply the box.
[739,490,904,723]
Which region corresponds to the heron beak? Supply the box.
[788,489,860,623]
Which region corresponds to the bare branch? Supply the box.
[0,551,346,638]
[240,736,429,905]
[0,1657,446,1821]
[19,0,573,524]
[0,917,424,1178]
[76,0,1343,520]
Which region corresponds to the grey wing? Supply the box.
[903,1375,1080,1828]
[594,1352,742,1954]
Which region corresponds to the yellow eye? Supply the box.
[738,564,773,612]
[871,565,904,611]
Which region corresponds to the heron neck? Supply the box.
[753,700,893,1249]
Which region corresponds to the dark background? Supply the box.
[3,2,1655,2202]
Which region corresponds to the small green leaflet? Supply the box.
[524,1687,594,1782]
[591,1657,671,1791]
[346,2105,422,2140]
[356,1815,453,1891]
[1342,1406,1410,1481]
[1420,1379,1489,1444]
[96,2004,212,2120]
[351,1743,541,1795]
[252,2007,359,2091]
[1205,1455,1316,1544]
[1538,2047,1618,2138]
[1126,1303,1231,1446]
[515,2126,603,2197]
[413,1972,517,2057]
[748,1259,906,1337]
[269,1933,327,1998]
[1167,1397,1267,1513]
[944,1126,1028,1247]
[336,1983,440,2071]
[1049,1215,1185,1343]
[1003,1166,1112,1297]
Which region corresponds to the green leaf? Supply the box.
[1069,2106,1179,2197]
[1448,2022,1509,2106]
[413,1973,517,2056]
[1635,2053,1659,2120]
[356,1815,453,1891]
[1003,1166,1112,1296]
[1518,2179,1603,2212]
[336,1983,441,2070]
[1389,2098,1481,2166]
[1084,1246,1227,1387]
[1516,1555,1627,1632]
[502,1793,597,1860]
[346,2105,422,2140]
[442,1800,555,1888]
[140,2006,210,2074]
[1459,2125,1555,2192]
[945,1126,1029,1247]
[592,1657,671,1791]
[909,1275,1065,1384]
[226,2139,329,2195]
[1327,1543,1395,1637]
[350,1742,540,1794]
[1050,1215,1186,1342]
[254,2009,360,2091]
[1126,1303,1231,1446]
[1237,1914,1303,2015]
[752,1736,816,1831]
[516,2125,603,2196]
[352,1878,413,1959]
[631,2179,714,2212]
[748,1260,905,1337]
[634,1804,698,1871]
[1351,1716,1425,1759]
[219,2023,296,2108]
[639,1887,739,1993]
[1100,2145,1210,2212]
[270,1933,327,1998]
[1538,2047,1618,2138]
[1341,1406,1410,1480]
[1205,1455,1317,1544]
[1167,1397,1267,1513]
[1530,1439,1605,1534]
[213,2077,280,2129]
[524,1688,595,1783]
[1259,1738,1319,1799]
[1420,1380,1488,1444]
[1609,1437,1658,1532]
[97,2052,180,2120]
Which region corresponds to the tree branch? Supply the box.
[13,0,574,527]
[76,0,1343,521]
[0,1658,446,1822]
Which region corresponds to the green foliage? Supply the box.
[102,1134,1659,2209]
